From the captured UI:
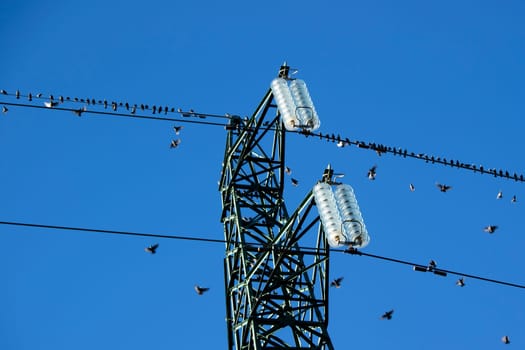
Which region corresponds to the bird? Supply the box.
[291,178,299,186]
[73,106,87,117]
[28,92,32,101]
[428,259,437,271]
[170,139,181,148]
[145,243,159,254]
[15,90,20,99]
[367,165,377,180]
[2,106,7,114]
[330,277,344,288]
[497,190,503,199]
[173,125,183,135]
[36,93,43,98]
[456,277,465,287]
[501,335,510,344]
[194,285,210,295]
[483,225,498,234]
[409,183,415,192]
[285,166,292,175]
[381,309,394,320]
[44,101,59,108]
[436,183,452,192]
[336,140,346,148]
[511,195,517,203]
[0,89,7,95]
[130,105,136,114]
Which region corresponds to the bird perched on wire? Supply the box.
[194,285,210,295]
[436,183,452,192]
[367,165,377,180]
[170,139,181,148]
[501,335,510,344]
[381,309,394,320]
[145,243,159,254]
[497,190,503,199]
[173,125,183,135]
[483,225,498,234]
[44,101,60,108]
[73,106,87,117]
[2,106,7,114]
[291,178,299,186]
[456,277,465,287]
[511,195,517,203]
[330,277,344,288]
[428,259,437,271]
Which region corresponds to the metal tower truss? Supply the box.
[219,69,334,350]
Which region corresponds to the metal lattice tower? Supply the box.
[219,65,334,350]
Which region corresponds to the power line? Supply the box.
[2,96,523,183]
[1,220,523,290]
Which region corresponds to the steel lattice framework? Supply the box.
[219,65,335,350]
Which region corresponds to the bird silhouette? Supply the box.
[436,183,452,192]
[511,195,517,203]
[501,335,510,344]
[367,165,377,180]
[428,259,437,271]
[194,285,210,295]
[330,277,344,288]
[456,277,465,287]
[16,90,20,99]
[291,178,299,186]
[381,309,394,320]
[2,106,7,114]
[130,105,136,114]
[497,190,503,199]
[285,166,292,175]
[145,243,159,254]
[483,225,498,234]
[173,125,183,135]
[0,89,7,95]
[73,106,87,117]
[409,183,415,192]
[170,139,182,148]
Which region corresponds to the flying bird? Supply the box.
[456,277,465,287]
[501,335,510,344]
[173,125,183,135]
[330,277,344,288]
[367,165,377,180]
[285,166,292,175]
[381,309,394,320]
[44,101,59,108]
[170,139,182,148]
[291,178,299,186]
[194,285,210,295]
[497,190,503,199]
[436,183,452,192]
[483,225,498,234]
[2,106,7,114]
[409,183,415,192]
[145,243,159,254]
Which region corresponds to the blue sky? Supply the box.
[1,1,524,349]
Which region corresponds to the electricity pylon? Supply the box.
[219,64,335,349]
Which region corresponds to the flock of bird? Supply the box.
[144,243,210,296]
[1,88,518,345]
